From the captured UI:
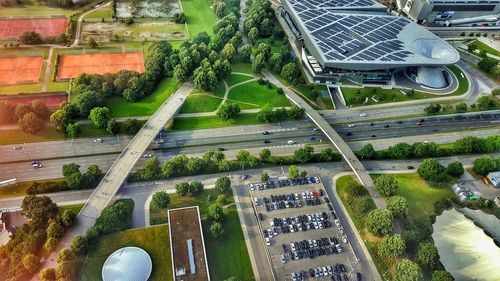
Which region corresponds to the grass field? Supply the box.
[84,6,113,19]
[0,126,64,145]
[228,80,290,107]
[180,92,223,113]
[231,59,254,75]
[468,40,500,57]
[226,73,254,87]
[0,178,63,198]
[106,78,180,117]
[293,84,334,109]
[182,0,217,37]
[0,0,82,17]
[203,206,254,281]
[58,203,84,215]
[170,113,264,130]
[80,225,172,281]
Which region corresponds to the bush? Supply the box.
[378,234,405,259]
[374,174,398,197]
[366,208,393,236]
[418,158,447,183]
[472,156,497,175]
[152,191,170,209]
[446,161,464,177]
[215,176,231,193]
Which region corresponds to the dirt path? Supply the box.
[41,47,54,93]
[72,1,111,47]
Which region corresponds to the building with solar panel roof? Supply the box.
[281,0,460,88]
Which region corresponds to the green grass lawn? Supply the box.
[213,80,226,98]
[106,78,180,118]
[80,225,172,281]
[84,6,113,19]
[448,65,469,96]
[150,189,235,225]
[0,83,43,95]
[231,59,254,75]
[228,80,290,107]
[0,0,82,17]
[226,73,254,87]
[182,0,217,37]
[0,46,50,57]
[468,40,500,57]
[293,84,334,109]
[203,206,254,281]
[0,127,64,145]
[0,179,63,198]
[180,93,223,113]
[58,203,84,215]
[170,113,264,130]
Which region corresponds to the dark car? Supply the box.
[258,213,263,220]
[263,131,270,135]
[369,123,374,126]
[407,165,415,169]
[371,134,376,138]
[384,124,390,128]
[396,120,403,124]
[264,139,271,143]
[356,272,362,281]
[218,147,225,151]
[345,132,352,136]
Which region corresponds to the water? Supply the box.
[432,209,500,281]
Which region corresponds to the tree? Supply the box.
[447,161,464,177]
[47,221,65,238]
[175,182,190,196]
[152,191,170,209]
[366,208,393,236]
[20,31,43,44]
[387,196,408,218]
[56,261,77,280]
[106,119,120,135]
[89,107,110,129]
[216,102,240,121]
[31,100,50,120]
[293,145,314,163]
[72,90,103,116]
[139,156,161,180]
[14,103,33,122]
[268,52,283,73]
[391,260,423,281]
[194,62,218,91]
[478,57,498,74]
[22,252,39,273]
[88,37,98,48]
[473,156,497,175]
[256,43,271,60]
[173,65,187,83]
[239,44,252,62]
[0,101,15,124]
[416,242,439,269]
[71,235,89,255]
[61,209,77,227]
[455,102,467,113]
[374,174,398,197]
[319,148,336,162]
[207,203,224,222]
[280,62,302,85]
[123,118,142,134]
[431,270,453,281]
[66,122,80,138]
[358,144,375,159]
[21,195,58,220]
[389,143,413,159]
[247,27,259,44]
[453,136,486,153]
[256,103,274,123]
[189,181,204,195]
[378,234,405,259]
[288,165,300,179]
[18,112,44,134]
[50,108,71,132]
[84,164,102,187]
[218,159,231,171]
[261,172,269,181]
[39,268,56,281]
[424,103,442,115]
[221,42,236,61]
[57,248,75,264]
[209,221,224,238]
[252,53,265,73]
[215,176,231,193]
[402,230,421,251]
[418,158,447,183]
[63,163,80,178]
[66,171,83,189]
[260,148,271,162]
[477,95,497,109]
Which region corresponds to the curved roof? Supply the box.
[282,0,460,71]
[102,247,152,281]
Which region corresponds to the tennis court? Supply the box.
[0,18,68,38]
[0,56,43,85]
[56,52,144,80]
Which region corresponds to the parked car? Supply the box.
[93,138,102,143]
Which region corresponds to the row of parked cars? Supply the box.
[291,264,352,281]
[249,176,321,191]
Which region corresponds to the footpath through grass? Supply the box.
[106,78,180,118]
[79,225,172,281]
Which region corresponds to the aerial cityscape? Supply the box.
[0,0,498,280]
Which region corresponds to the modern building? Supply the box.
[486,171,500,188]
[280,0,460,88]
[399,0,500,26]
[101,247,152,281]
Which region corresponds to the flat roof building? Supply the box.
[487,171,500,188]
[281,0,460,88]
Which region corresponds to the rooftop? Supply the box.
[101,247,152,281]
[282,0,460,70]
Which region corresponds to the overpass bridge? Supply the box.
[264,71,385,208]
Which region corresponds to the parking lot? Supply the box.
[249,177,362,281]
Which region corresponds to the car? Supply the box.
[263,131,270,135]
[93,138,102,143]
[241,174,248,180]
[357,272,362,281]
[287,140,295,145]
[407,165,415,169]
[218,147,225,151]
[309,136,317,141]
[369,122,374,126]
[32,163,42,168]
[384,124,390,128]
[143,153,153,158]
[281,254,286,264]
[273,228,278,236]
[258,213,263,220]
[324,197,330,203]
[396,120,403,124]
[265,237,270,246]
[342,236,348,243]
[13,145,22,150]
[264,139,271,143]
[416,121,423,126]
[313,127,319,131]
[268,229,273,238]
[154,139,164,144]
[345,132,352,136]
[359,113,367,117]
[418,118,425,122]
[348,124,355,128]
[254,197,259,206]
[371,134,376,138]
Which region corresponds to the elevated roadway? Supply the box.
[264,70,386,208]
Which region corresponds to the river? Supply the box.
[432,209,500,281]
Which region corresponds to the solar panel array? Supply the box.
[287,0,415,63]
[289,0,379,9]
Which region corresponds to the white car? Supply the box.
[348,124,355,128]
[265,237,271,246]
[281,255,286,264]
[93,138,102,143]
[287,140,295,145]
[359,112,367,117]
[342,236,348,243]
[143,153,153,158]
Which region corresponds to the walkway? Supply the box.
[72,1,111,47]
[32,83,192,277]
[263,70,385,208]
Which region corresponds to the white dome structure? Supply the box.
[102,247,152,281]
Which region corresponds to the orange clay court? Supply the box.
[0,56,43,85]
[0,18,68,38]
[56,52,145,80]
